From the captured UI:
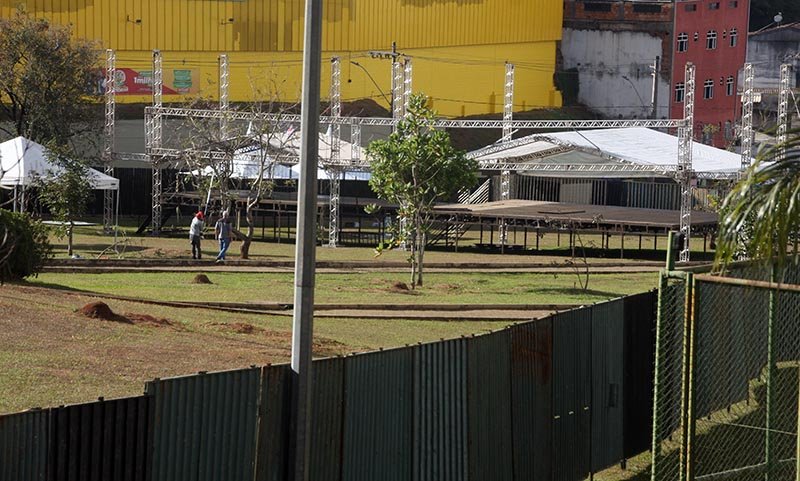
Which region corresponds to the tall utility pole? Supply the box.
[650,56,660,119]
[290,0,323,479]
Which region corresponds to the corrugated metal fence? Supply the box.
[0,291,656,481]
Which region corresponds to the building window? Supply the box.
[694,32,699,41]
[706,30,717,49]
[685,3,698,11]
[709,2,720,10]
[633,4,662,13]
[676,82,686,102]
[583,2,612,12]
[729,0,738,7]
[726,76,735,96]
[677,33,689,52]
[730,28,738,47]
[704,79,714,99]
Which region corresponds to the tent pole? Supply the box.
[20,187,25,213]
[12,185,17,212]
[114,187,120,253]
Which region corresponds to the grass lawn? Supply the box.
[0,284,509,414]
[30,271,659,305]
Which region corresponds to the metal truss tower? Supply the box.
[678,63,695,263]
[328,57,342,248]
[149,50,164,235]
[392,59,405,123]
[500,62,515,201]
[740,63,755,172]
[103,49,116,234]
[777,63,792,160]
[219,54,229,140]
[403,59,413,114]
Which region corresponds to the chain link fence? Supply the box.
[652,262,800,481]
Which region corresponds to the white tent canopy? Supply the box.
[0,136,119,190]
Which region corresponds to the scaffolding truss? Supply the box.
[131,52,707,253]
[103,49,116,234]
[219,54,229,140]
[740,63,755,172]
[328,57,342,248]
[777,63,792,160]
[677,63,695,263]
[149,50,163,236]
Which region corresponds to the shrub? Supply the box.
[0,209,51,282]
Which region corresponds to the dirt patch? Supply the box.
[392,281,409,291]
[210,322,262,335]
[125,313,176,328]
[191,274,213,284]
[78,302,130,323]
[387,281,419,295]
[436,283,461,291]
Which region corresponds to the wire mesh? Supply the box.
[654,262,800,481]
[651,275,687,481]
[691,280,771,480]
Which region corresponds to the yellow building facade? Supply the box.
[5,0,563,117]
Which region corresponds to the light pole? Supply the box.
[290,0,322,479]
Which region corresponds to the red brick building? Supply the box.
[562,0,750,147]
[671,0,749,146]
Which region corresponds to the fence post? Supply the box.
[651,231,677,481]
[796,366,800,481]
[680,272,695,481]
[766,264,778,481]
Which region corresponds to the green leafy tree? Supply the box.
[367,93,478,288]
[0,209,51,283]
[36,149,92,257]
[716,130,800,268]
[0,8,100,144]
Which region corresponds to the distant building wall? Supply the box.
[562,28,671,118]
[562,0,674,119]
[5,0,565,117]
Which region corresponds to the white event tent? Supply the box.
[0,136,120,231]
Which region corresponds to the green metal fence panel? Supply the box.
[552,307,592,481]
[0,409,49,481]
[623,291,656,459]
[510,317,553,481]
[255,365,291,481]
[412,338,467,481]
[49,396,152,481]
[342,348,413,481]
[651,277,687,481]
[148,367,260,481]
[590,299,625,472]
[310,357,344,481]
[467,330,513,481]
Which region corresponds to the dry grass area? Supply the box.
[0,283,507,414]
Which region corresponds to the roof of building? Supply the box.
[469,127,741,179]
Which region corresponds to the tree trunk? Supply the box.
[409,231,417,289]
[417,230,426,287]
[67,221,74,257]
[240,206,255,259]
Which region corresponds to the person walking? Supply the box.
[189,211,205,259]
[214,211,232,263]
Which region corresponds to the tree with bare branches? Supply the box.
[178,91,299,259]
